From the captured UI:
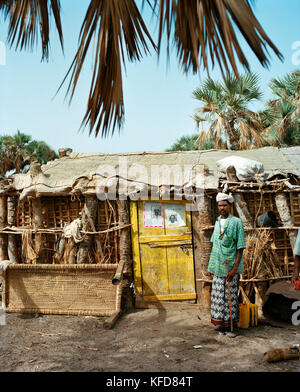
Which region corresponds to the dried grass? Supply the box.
[242,229,284,301]
[21,230,37,264]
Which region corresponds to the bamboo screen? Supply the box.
[16,196,120,264]
[243,191,295,271]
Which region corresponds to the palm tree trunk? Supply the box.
[227,120,240,150]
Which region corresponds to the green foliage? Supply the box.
[0,130,57,176]
[165,134,215,152]
[192,73,264,150]
[259,70,300,147]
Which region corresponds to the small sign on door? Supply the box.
[143,202,164,228]
[165,204,186,227]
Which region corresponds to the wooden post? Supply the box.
[191,196,212,308]
[32,197,44,263]
[7,196,18,263]
[0,195,8,261]
[68,239,77,264]
[226,166,254,229]
[117,199,133,312]
[275,192,298,249]
[77,196,98,264]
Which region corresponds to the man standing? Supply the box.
[292,229,300,287]
[208,192,246,337]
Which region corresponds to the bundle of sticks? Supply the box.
[241,229,284,302]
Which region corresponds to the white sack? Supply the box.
[216,156,264,181]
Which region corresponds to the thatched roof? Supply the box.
[2,146,300,200]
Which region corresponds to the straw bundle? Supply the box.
[21,230,37,264]
[242,229,284,301]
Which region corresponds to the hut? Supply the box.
[0,146,300,320]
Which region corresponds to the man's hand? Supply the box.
[227,267,237,282]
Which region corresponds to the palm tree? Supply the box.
[165,133,215,151]
[268,70,300,107]
[192,73,265,150]
[0,131,57,176]
[0,1,282,138]
[260,70,300,147]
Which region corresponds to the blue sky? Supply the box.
[0,0,299,154]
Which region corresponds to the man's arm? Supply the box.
[227,248,243,282]
[227,219,246,282]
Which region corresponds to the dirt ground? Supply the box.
[0,304,299,373]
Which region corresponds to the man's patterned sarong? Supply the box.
[210,274,239,327]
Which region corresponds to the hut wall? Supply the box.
[242,191,297,273]
[15,196,120,264]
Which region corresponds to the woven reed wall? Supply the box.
[243,191,297,271]
[3,264,121,316]
[15,196,120,264]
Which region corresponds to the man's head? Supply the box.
[216,192,233,218]
[218,200,231,218]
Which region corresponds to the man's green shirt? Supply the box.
[208,214,246,277]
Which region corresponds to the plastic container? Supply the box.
[238,303,258,329]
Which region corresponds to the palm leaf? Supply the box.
[59,0,155,137]
[156,0,282,75]
[2,0,63,60]
[1,0,283,138]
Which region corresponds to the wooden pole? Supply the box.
[226,166,254,229]
[117,199,133,312]
[77,196,98,264]
[0,196,8,261]
[275,192,298,249]
[32,197,44,263]
[103,310,122,330]
[191,196,212,308]
[7,196,18,263]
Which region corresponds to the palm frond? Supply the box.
[157,0,282,75]
[60,0,155,137]
[197,130,208,148]
[1,0,283,138]
[3,0,63,60]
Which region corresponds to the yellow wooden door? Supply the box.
[130,200,196,303]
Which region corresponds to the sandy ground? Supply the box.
[0,304,299,373]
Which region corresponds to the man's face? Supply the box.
[218,200,230,218]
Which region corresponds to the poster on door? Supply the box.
[143,202,164,228]
[165,204,186,227]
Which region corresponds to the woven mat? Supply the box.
[3,264,121,317]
